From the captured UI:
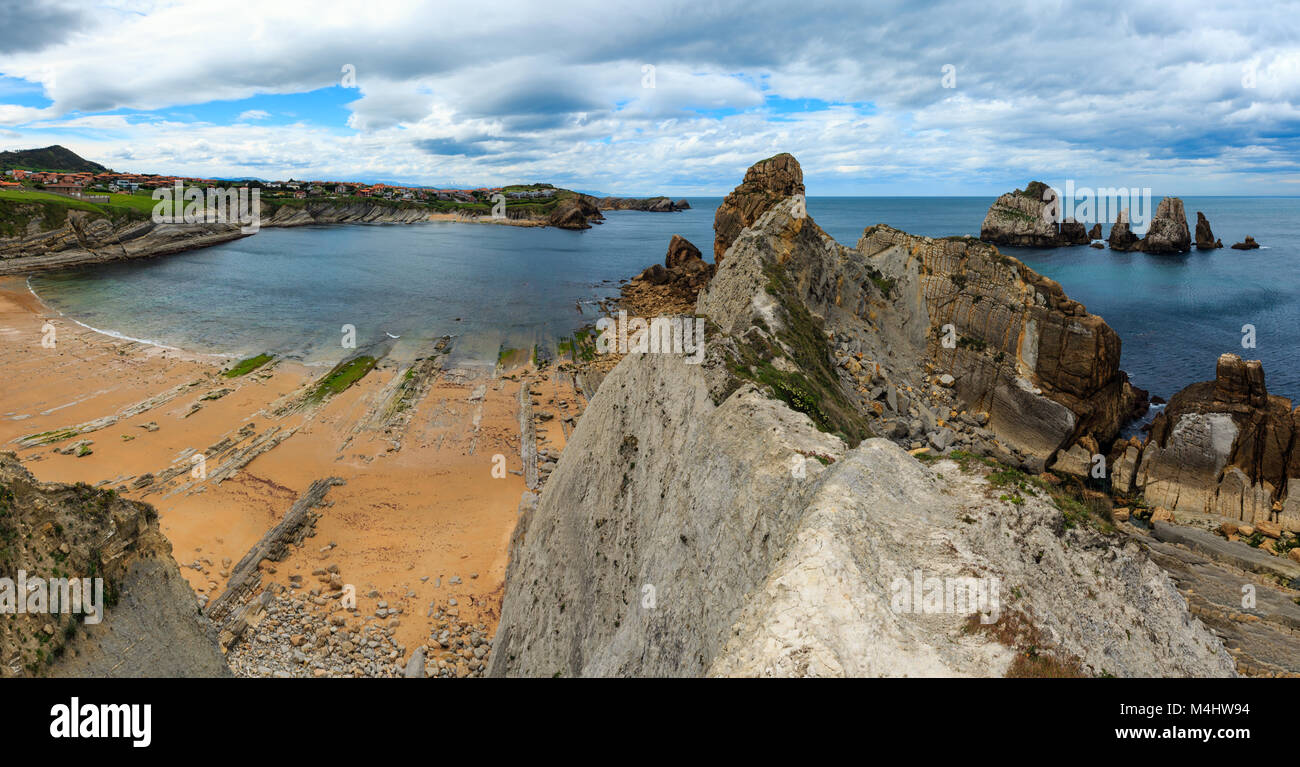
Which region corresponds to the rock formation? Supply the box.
[597,196,688,212]
[0,198,444,275]
[979,181,1064,247]
[1058,218,1090,245]
[547,195,604,230]
[1138,197,1191,253]
[0,452,229,677]
[1108,209,1141,251]
[488,155,1228,678]
[1195,211,1222,249]
[0,205,251,276]
[1088,223,1102,240]
[1231,236,1260,250]
[713,152,804,263]
[621,234,714,316]
[1136,354,1300,532]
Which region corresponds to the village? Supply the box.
[0,166,559,206]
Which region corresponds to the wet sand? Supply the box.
[0,275,583,668]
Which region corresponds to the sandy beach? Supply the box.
[0,275,583,673]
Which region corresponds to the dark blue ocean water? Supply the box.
[28,197,1300,400]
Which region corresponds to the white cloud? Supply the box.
[0,0,1296,193]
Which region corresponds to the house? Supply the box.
[293,190,307,199]
[47,182,86,195]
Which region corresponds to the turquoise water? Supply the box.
[28,197,1300,400]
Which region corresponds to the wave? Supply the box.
[26,275,188,352]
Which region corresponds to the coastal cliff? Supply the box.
[597,196,689,212]
[488,154,1232,678]
[0,198,438,275]
[0,203,250,275]
[0,452,229,677]
[259,199,433,226]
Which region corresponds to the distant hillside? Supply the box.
[0,145,109,173]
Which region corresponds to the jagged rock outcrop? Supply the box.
[1195,212,1222,249]
[1108,209,1141,251]
[0,453,229,677]
[713,152,804,263]
[665,233,702,268]
[1136,354,1300,532]
[1232,236,1261,250]
[621,234,714,316]
[979,182,1091,248]
[853,226,1142,465]
[547,195,604,230]
[1059,218,1090,245]
[260,200,432,227]
[597,196,688,212]
[1138,197,1191,253]
[1088,223,1102,240]
[489,161,1233,677]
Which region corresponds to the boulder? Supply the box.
[1109,437,1143,494]
[713,152,804,263]
[1138,197,1191,253]
[665,234,703,268]
[1194,212,1221,249]
[1088,223,1102,240]
[1048,442,1093,478]
[1231,236,1260,250]
[675,199,691,210]
[1137,353,1297,528]
[1108,209,1141,251]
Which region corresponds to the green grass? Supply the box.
[17,428,79,447]
[719,260,873,446]
[223,353,273,378]
[308,356,377,401]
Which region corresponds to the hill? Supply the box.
[0,144,109,173]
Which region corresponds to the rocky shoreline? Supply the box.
[0,192,691,275]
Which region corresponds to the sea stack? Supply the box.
[712,152,804,264]
[1138,197,1191,253]
[1194,212,1222,249]
[1231,236,1261,250]
[1059,218,1091,245]
[1136,353,1299,532]
[979,181,1066,247]
[1108,209,1141,251]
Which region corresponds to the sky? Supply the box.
[0,0,1297,195]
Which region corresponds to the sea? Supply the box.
[26,196,1300,400]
